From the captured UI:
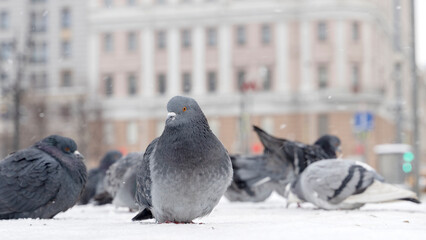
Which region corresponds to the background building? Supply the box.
[87,0,421,172]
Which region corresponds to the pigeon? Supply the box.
[0,135,87,219]
[225,153,295,202]
[229,125,341,198]
[79,150,122,205]
[98,152,141,210]
[133,96,233,223]
[286,159,420,210]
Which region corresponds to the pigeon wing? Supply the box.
[0,149,61,215]
[135,138,158,208]
[302,160,376,204]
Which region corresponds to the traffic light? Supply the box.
[402,151,414,173]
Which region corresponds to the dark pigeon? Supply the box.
[286,159,420,210]
[98,152,141,210]
[133,96,233,223]
[79,150,122,205]
[0,135,87,219]
[229,125,341,199]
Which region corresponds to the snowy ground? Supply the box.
[1,193,425,240]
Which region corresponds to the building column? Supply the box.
[193,26,206,95]
[362,23,371,91]
[142,28,154,97]
[168,28,180,96]
[300,21,312,92]
[335,20,346,89]
[88,32,99,100]
[219,24,232,94]
[275,22,289,93]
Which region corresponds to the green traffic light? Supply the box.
[402,162,413,173]
[403,152,414,162]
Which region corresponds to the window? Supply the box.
[39,72,48,88]
[0,42,12,61]
[236,26,246,45]
[157,73,166,94]
[318,114,329,136]
[127,0,136,6]
[31,42,48,63]
[157,31,166,49]
[260,67,272,90]
[61,8,71,29]
[0,11,9,30]
[60,104,72,121]
[0,72,8,89]
[40,42,47,63]
[105,75,114,96]
[127,122,138,145]
[104,0,113,7]
[207,71,217,93]
[207,28,217,47]
[237,70,246,91]
[128,73,137,95]
[127,32,137,51]
[30,72,48,89]
[61,71,72,87]
[61,41,71,58]
[317,22,327,41]
[182,72,191,93]
[30,11,47,32]
[318,65,328,89]
[352,65,360,93]
[318,66,328,89]
[261,24,271,45]
[104,33,113,52]
[352,22,359,41]
[182,29,191,48]
[103,123,115,145]
[156,0,166,4]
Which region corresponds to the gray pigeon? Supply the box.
[102,152,141,210]
[79,150,122,205]
[0,135,87,219]
[133,96,233,223]
[286,159,420,210]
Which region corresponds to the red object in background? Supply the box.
[119,146,128,156]
[252,143,263,154]
[355,144,365,155]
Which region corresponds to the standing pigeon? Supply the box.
[230,125,341,198]
[286,159,420,210]
[99,152,141,210]
[133,96,233,223]
[79,150,122,205]
[0,135,87,219]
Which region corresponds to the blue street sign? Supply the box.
[354,111,374,132]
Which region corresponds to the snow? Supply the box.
[1,193,425,240]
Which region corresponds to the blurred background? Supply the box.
[0,0,425,193]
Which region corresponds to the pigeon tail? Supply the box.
[132,208,154,221]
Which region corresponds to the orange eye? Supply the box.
[182,107,187,112]
[64,147,70,152]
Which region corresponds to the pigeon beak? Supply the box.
[167,112,176,122]
[74,150,85,161]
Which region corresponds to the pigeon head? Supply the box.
[314,135,341,158]
[38,135,81,158]
[165,96,207,127]
[99,150,122,170]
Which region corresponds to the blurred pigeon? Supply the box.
[97,152,141,210]
[79,150,122,205]
[0,135,87,219]
[225,153,294,202]
[286,159,420,210]
[229,126,341,198]
[133,96,233,223]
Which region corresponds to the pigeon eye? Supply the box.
[64,147,71,153]
[182,107,187,112]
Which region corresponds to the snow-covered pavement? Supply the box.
[1,193,425,240]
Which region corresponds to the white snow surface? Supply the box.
[1,193,425,240]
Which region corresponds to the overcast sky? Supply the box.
[416,0,426,69]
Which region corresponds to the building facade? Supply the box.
[0,0,88,156]
[87,0,419,169]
